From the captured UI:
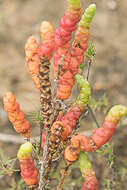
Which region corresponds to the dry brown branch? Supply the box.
[38,130,50,189]
[57,164,70,190]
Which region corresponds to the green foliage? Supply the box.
[34,138,41,154]
[97,143,127,189]
[16,178,26,189]
[88,93,109,114]
[96,142,115,168]
[79,63,86,71]
[79,42,95,74]
[16,179,26,189]
[28,111,43,122]
[118,166,126,181]
[85,42,95,60]
[44,183,50,189]
[0,149,18,176]
[118,117,124,128]
[103,179,112,190]
[5,179,26,190]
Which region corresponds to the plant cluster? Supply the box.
[2,0,127,190]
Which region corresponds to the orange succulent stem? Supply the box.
[17,142,38,187]
[64,105,127,163]
[25,36,40,89]
[3,92,30,139]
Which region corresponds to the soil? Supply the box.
[0,0,127,189]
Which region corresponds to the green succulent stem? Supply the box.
[107,105,127,120]
[17,142,32,159]
[74,74,91,107]
[79,4,96,29]
[68,0,81,8]
[78,151,93,175]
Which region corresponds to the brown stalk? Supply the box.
[39,57,53,129]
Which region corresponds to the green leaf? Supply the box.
[85,42,95,60]
[28,111,43,122]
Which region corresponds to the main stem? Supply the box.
[38,56,53,189]
[38,130,50,189]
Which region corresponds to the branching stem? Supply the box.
[87,105,100,127]
[57,164,70,190]
[87,59,92,81]
[39,122,44,154]
[38,130,50,189]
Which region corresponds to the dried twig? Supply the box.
[87,105,100,128]
[57,164,70,190]
[87,59,92,81]
[39,122,43,154]
[38,130,50,189]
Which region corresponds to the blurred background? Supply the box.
[0,0,127,189]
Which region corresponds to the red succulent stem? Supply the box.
[53,0,81,81]
[64,105,127,162]
[19,155,38,186]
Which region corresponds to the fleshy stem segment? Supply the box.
[65,105,127,163]
[17,142,38,187]
[56,4,96,100]
[39,74,91,188]
[38,22,55,190]
[70,4,96,74]
[3,92,30,138]
[79,152,98,190]
[49,74,91,154]
[78,151,98,190]
[54,0,81,78]
[38,21,55,129]
[25,36,40,89]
